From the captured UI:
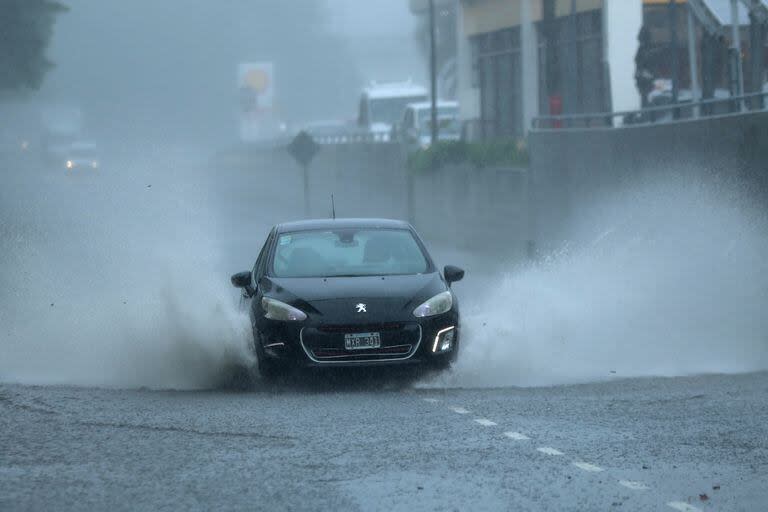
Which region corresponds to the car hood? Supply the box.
[264,273,446,319]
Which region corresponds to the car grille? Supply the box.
[300,323,421,363]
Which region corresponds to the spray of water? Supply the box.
[425,173,768,388]
[0,147,254,389]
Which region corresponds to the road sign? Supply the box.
[287,131,320,169]
[239,62,275,141]
[287,131,320,218]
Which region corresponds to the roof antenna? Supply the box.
[331,194,336,220]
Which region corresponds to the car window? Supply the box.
[252,231,274,284]
[271,228,429,278]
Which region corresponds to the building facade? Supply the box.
[443,0,767,138]
[455,0,642,139]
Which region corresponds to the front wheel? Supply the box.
[257,354,289,380]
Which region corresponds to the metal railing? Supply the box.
[531,90,768,131]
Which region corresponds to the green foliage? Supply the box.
[407,139,529,173]
[0,0,68,92]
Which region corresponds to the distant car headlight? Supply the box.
[262,297,307,322]
[92,160,99,169]
[66,160,73,169]
[413,291,453,318]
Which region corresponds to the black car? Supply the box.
[231,218,464,378]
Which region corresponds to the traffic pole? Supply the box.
[303,164,310,218]
[429,0,438,146]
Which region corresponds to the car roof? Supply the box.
[363,82,428,100]
[276,218,412,234]
[406,101,459,111]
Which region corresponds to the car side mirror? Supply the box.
[231,271,252,289]
[444,265,465,285]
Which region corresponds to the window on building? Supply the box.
[471,26,523,139]
[536,9,606,117]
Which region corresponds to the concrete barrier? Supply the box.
[528,109,768,251]
[213,142,530,259]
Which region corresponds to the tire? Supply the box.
[431,356,453,372]
[257,355,288,381]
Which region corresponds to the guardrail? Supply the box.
[310,131,394,145]
[532,90,768,130]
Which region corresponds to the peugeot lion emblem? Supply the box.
[356,303,367,313]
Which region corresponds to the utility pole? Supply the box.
[566,0,578,115]
[429,0,438,146]
[669,0,680,110]
[687,4,701,117]
[730,0,745,110]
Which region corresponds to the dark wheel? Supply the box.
[431,356,453,371]
[430,337,459,372]
[257,354,288,380]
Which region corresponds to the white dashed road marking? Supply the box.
[619,480,650,491]
[536,447,564,456]
[572,462,604,472]
[667,501,702,512]
[427,397,700,511]
[503,431,530,441]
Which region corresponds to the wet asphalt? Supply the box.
[1,371,767,511]
[2,151,767,511]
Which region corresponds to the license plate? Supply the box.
[344,332,381,350]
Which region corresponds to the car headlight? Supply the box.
[413,291,453,318]
[66,160,73,169]
[262,297,307,321]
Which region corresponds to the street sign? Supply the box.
[238,62,275,141]
[287,131,320,169]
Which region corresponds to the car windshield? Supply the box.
[369,96,427,125]
[272,228,429,278]
[418,107,460,135]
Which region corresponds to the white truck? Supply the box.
[357,81,428,143]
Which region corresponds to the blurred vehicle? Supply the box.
[396,100,461,151]
[41,105,83,163]
[231,218,464,379]
[302,120,355,145]
[64,141,100,171]
[357,81,428,142]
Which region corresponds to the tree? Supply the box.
[0,0,68,92]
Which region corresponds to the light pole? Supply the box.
[687,4,701,118]
[730,0,745,110]
[429,0,438,146]
[669,0,680,111]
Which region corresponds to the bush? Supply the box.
[407,139,528,173]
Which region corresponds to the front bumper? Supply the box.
[256,312,459,369]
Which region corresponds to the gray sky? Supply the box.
[325,0,426,96]
[41,1,425,144]
[326,0,418,37]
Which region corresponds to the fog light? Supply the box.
[432,326,455,353]
[264,341,286,357]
